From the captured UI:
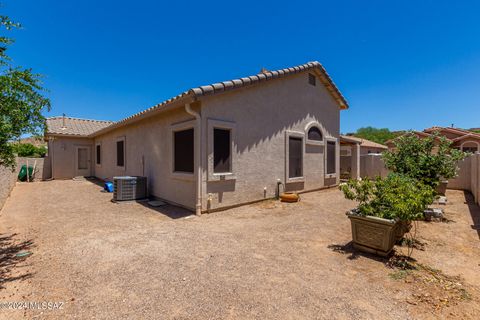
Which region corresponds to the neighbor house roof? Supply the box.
[340,135,388,149]
[45,116,114,137]
[424,126,476,137]
[385,131,436,145]
[89,61,349,138]
[424,126,480,141]
[451,133,480,143]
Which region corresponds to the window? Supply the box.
[116,139,125,167]
[214,128,231,173]
[326,141,336,175]
[307,127,323,141]
[463,146,478,153]
[289,137,303,178]
[308,73,316,86]
[174,128,194,173]
[96,144,101,165]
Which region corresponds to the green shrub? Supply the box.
[340,174,435,221]
[12,143,47,157]
[382,132,465,188]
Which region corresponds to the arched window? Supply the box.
[307,127,323,141]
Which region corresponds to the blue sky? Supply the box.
[4,0,480,133]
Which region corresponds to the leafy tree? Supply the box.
[0,10,50,168]
[352,127,399,145]
[382,132,466,188]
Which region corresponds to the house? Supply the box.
[44,61,349,214]
[386,127,480,153]
[339,135,388,155]
[339,136,388,180]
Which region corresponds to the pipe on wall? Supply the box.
[185,102,202,216]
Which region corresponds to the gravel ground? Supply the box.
[0,180,479,319]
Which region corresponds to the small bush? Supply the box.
[340,174,435,221]
[12,143,47,157]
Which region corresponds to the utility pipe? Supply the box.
[185,103,202,216]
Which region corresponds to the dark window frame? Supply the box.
[173,128,195,174]
[307,126,323,141]
[213,128,232,174]
[96,143,101,165]
[288,136,304,179]
[326,140,337,175]
[116,138,125,168]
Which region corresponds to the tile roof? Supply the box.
[452,133,480,142]
[424,126,480,139]
[90,61,349,137]
[340,135,388,149]
[46,116,114,137]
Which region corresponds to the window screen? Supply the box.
[116,140,124,167]
[214,128,231,173]
[174,128,194,173]
[307,127,323,141]
[288,137,303,178]
[96,144,101,165]
[327,141,336,175]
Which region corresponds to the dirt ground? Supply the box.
[0,180,479,319]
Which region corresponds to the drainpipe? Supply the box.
[185,103,202,216]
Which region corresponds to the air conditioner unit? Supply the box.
[113,176,147,201]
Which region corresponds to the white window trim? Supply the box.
[95,141,102,167]
[304,121,325,146]
[170,120,196,181]
[285,130,305,183]
[325,137,338,178]
[116,136,126,170]
[207,119,236,182]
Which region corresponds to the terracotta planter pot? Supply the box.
[280,192,300,203]
[436,180,448,196]
[347,211,401,257]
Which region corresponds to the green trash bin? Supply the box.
[18,165,34,182]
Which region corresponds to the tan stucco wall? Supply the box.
[93,109,197,210]
[199,72,341,210]
[448,153,480,205]
[48,137,94,179]
[448,156,472,190]
[360,154,389,179]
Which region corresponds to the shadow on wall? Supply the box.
[464,191,480,240]
[0,233,34,289]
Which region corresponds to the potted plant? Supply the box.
[340,174,434,256]
[382,132,466,196]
